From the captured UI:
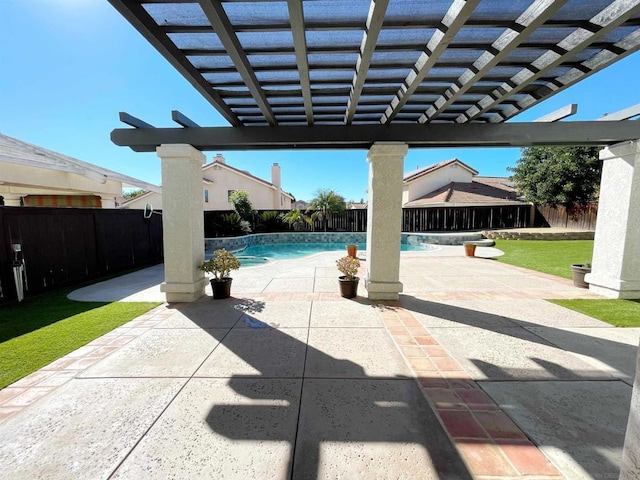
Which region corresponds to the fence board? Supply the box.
[205,205,529,236]
[534,203,597,230]
[0,207,163,301]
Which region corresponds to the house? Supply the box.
[346,202,367,209]
[402,158,526,207]
[124,154,293,211]
[0,133,160,208]
[292,200,309,211]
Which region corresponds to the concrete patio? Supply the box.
[1,247,638,479]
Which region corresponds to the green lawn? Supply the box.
[495,239,593,279]
[494,239,640,327]
[549,299,640,327]
[0,288,160,389]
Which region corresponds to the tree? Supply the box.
[280,209,313,231]
[508,146,602,206]
[228,190,255,222]
[307,189,346,232]
[123,189,146,200]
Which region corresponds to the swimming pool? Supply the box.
[236,242,435,261]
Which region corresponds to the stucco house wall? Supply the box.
[403,160,476,204]
[124,155,293,211]
[0,133,160,208]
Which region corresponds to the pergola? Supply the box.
[109,1,640,471]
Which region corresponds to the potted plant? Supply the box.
[571,262,591,289]
[336,255,360,299]
[200,248,241,299]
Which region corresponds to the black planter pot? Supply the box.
[338,276,359,299]
[571,264,591,289]
[211,278,233,299]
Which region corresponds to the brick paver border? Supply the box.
[376,303,563,479]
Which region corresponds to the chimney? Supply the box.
[214,153,225,164]
[271,163,281,189]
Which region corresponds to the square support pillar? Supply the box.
[365,142,408,301]
[620,340,640,479]
[585,140,640,299]
[157,144,208,303]
[2,194,23,207]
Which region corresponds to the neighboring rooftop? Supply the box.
[0,133,160,193]
[404,159,478,183]
[405,177,524,207]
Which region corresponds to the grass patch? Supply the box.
[493,239,639,327]
[0,288,160,389]
[549,299,640,327]
[495,239,593,279]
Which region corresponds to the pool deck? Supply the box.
[1,246,638,479]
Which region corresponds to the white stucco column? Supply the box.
[365,142,408,301]
[585,140,640,299]
[2,194,22,206]
[157,144,208,303]
[101,197,117,209]
[620,340,640,479]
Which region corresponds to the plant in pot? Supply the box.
[336,255,360,299]
[571,262,591,289]
[200,248,241,299]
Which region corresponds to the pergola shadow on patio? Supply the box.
[1,252,638,479]
[104,0,640,476]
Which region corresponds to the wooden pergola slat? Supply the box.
[419,0,569,124]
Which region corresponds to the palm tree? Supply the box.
[280,209,313,231]
[307,189,346,232]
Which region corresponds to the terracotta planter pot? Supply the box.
[463,243,476,257]
[571,264,591,289]
[338,276,359,299]
[346,244,358,258]
[211,277,233,299]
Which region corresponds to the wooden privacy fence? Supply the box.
[315,206,530,232]
[402,205,530,231]
[205,205,530,235]
[0,207,163,301]
[534,203,598,230]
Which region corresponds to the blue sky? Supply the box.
[2,0,640,202]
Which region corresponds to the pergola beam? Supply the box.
[493,27,640,122]
[119,112,154,129]
[112,121,640,152]
[286,0,313,126]
[344,0,390,125]
[464,0,640,123]
[420,0,568,124]
[598,102,640,121]
[533,104,578,122]
[181,41,621,57]
[171,110,200,128]
[107,0,240,126]
[160,18,640,34]
[381,0,480,124]
[198,0,277,126]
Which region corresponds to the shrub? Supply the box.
[336,256,360,280]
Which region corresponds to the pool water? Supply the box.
[237,242,434,261]
[236,255,270,266]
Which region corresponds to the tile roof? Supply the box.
[405,177,525,207]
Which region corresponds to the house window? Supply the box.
[204,189,209,203]
[227,190,236,202]
[280,195,284,206]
